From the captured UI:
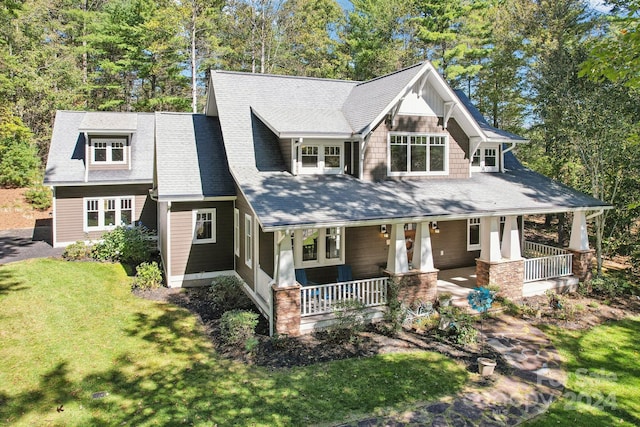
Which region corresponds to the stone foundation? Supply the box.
[386,269,439,305]
[569,249,595,282]
[272,283,301,336]
[476,258,524,300]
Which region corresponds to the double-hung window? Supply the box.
[90,136,127,164]
[389,133,448,175]
[294,227,344,267]
[84,196,134,231]
[245,214,253,268]
[193,209,216,244]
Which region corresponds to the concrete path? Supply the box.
[0,227,64,265]
[338,315,566,426]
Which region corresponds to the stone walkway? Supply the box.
[337,315,566,426]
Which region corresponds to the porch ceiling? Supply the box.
[243,154,610,231]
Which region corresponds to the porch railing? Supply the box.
[300,277,389,317]
[523,241,573,283]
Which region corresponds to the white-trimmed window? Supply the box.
[234,208,240,256]
[471,145,499,172]
[294,227,345,267]
[90,136,127,164]
[244,214,253,268]
[193,209,216,244]
[297,143,342,174]
[84,196,134,231]
[389,133,448,175]
[467,216,508,251]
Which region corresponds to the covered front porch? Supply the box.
[270,211,595,336]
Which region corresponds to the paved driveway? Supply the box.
[0,226,64,265]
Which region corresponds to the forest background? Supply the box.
[0,0,639,270]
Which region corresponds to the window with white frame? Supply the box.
[193,209,216,244]
[471,145,499,172]
[467,216,508,251]
[294,227,345,267]
[90,136,127,164]
[234,208,240,256]
[244,214,253,268]
[389,133,448,175]
[297,143,342,174]
[84,196,134,231]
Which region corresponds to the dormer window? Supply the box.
[90,136,127,164]
[471,145,499,172]
[297,142,342,174]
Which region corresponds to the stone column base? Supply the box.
[569,249,595,282]
[385,269,439,305]
[272,283,301,337]
[476,258,524,300]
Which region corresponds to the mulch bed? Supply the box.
[134,286,509,373]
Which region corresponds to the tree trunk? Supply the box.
[191,2,197,113]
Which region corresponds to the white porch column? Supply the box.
[569,211,590,251]
[412,222,434,271]
[479,217,502,262]
[501,215,522,259]
[386,223,409,274]
[275,231,296,287]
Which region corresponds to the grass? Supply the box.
[0,259,468,426]
[525,317,640,426]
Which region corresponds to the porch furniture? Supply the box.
[337,264,353,282]
[295,268,316,286]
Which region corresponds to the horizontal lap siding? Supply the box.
[259,228,274,277]
[345,226,389,279]
[55,184,155,244]
[431,220,478,269]
[235,186,254,289]
[169,201,234,277]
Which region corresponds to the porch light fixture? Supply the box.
[430,221,440,234]
[380,224,389,238]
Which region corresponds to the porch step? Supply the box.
[437,280,472,308]
[522,276,579,297]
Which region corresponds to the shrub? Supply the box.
[438,306,478,345]
[208,276,254,313]
[62,241,92,261]
[92,225,154,266]
[326,299,367,343]
[219,309,259,350]
[24,185,52,210]
[132,261,163,290]
[379,278,402,336]
[589,275,634,298]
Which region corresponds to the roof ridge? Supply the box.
[211,69,359,84]
[354,62,426,87]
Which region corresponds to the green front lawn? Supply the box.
[0,259,468,426]
[525,317,640,426]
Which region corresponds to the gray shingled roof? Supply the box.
[342,62,426,134]
[45,111,155,185]
[454,90,527,142]
[79,112,137,132]
[155,113,234,200]
[243,155,609,230]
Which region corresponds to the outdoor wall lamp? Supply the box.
[430,221,440,233]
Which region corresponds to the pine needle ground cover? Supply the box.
[525,318,640,426]
[0,259,467,426]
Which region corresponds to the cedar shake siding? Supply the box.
[169,201,234,278]
[363,115,469,181]
[54,184,156,245]
[235,185,255,289]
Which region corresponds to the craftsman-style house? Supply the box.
[45,62,608,335]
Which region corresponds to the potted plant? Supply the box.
[468,286,496,376]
